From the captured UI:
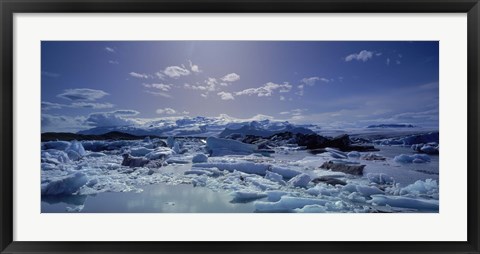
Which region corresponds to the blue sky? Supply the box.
[41,41,439,133]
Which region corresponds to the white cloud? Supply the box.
[42,114,87,133]
[345,50,374,62]
[280,96,285,101]
[188,60,201,73]
[217,91,235,100]
[163,66,191,78]
[386,58,391,65]
[279,108,306,116]
[41,71,60,78]
[70,102,114,109]
[184,78,219,97]
[301,77,320,86]
[221,73,240,82]
[108,60,119,64]
[111,109,140,116]
[143,83,172,92]
[129,72,150,79]
[145,90,172,98]
[41,101,64,110]
[235,82,292,97]
[155,72,166,80]
[156,108,177,115]
[42,101,114,110]
[105,47,115,53]
[296,76,330,96]
[86,111,137,127]
[57,88,109,101]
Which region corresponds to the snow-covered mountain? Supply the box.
[77,115,319,137]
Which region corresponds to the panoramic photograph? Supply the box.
[41,41,439,213]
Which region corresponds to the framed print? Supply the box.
[1,0,479,253]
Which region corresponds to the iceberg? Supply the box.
[369,195,439,212]
[206,137,258,156]
[326,147,348,159]
[367,173,394,185]
[399,179,439,198]
[42,150,70,164]
[192,161,270,175]
[355,185,384,197]
[129,147,154,157]
[394,154,430,163]
[231,191,267,203]
[255,196,328,212]
[269,166,302,179]
[43,141,71,151]
[287,173,311,188]
[265,171,286,185]
[41,172,88,196]
[192,153,208,163]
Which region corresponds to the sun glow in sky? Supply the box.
[41,41,439,133]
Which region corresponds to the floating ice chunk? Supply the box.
[145,147,174,160]
[288,173,311,188]
[294,204,327,213]
[374,132,439,146]
[192,167,224,177]
[347,151,361,158]
[346,192,367,203]
[306,185,325,196]
[42,150,70,164]
[394,154,430,163]
[167,136,175,148]
[367,173,394,185]
[173,142,181,154]
[66,150,82,161]
[129,147,154,157]
[144,136,151,143]
[86,178,98,187]
[369,195,439,212]
[86,152,107,157]
[355,185,384,197]
[192,162,269,175]
[206,137,257,156]
[266,191,288,202]
[399,179,439,198]
[165,157,191,164]
[231,191,267,203]
[66,205,84,212]
[184,170,214,176]
[192,153,208,163]
[269,166,302,179]
[66,140,86,156]
[255,196,328,212]
[341,183,358,193]
[43,141,70,150]
[246,177,278,191]
[41,163,57,171]
[420,145,438,154]
[326,147,348,159]
[41,172,88,196]
[265,171,286,185]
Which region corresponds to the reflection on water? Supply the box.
[42,183,255,213]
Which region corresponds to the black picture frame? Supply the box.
[1,0,479,253]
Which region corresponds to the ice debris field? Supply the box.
[41,119,439,213]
